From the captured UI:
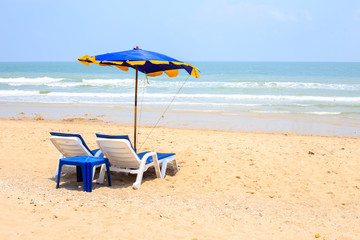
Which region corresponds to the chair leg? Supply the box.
[160,160,167,179]
[92,166,97,180]
[87,164,93,192]
[52,160,60,179]
[52,153,64,179]
[56,163,63,189]
[76,166,83,182]
[106,162,111,186]
[96,164,106,184]
[153,155,161,178]
[81,165,88,192]
[133,171,144,190]
[171,159,180,172]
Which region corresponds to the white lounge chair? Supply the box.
[95,134,179,189]
[50,132,103,179]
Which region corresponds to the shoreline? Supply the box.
[1,101,359,138]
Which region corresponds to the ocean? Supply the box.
[0,62,359,136]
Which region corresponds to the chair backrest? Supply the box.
[95,134,135,150]
[50,132,93,158]
[96,138,141,169]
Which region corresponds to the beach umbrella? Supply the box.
[78,46,199,152]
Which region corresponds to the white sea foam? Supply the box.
[9,81,130,88]
[161,80,360,91]
[251,110,291,114]
[45,82,87,87]
[172,93,360,102]
[0,90,40,96]
[3,77,360,91]
[1,90,360,103]
[82,78,134,85]
[179,81,360,91]
[8,82,86,87]
[258,82,360,90]
[250,110,343,116]
[304,112,342,115]
[47,92,133,98]
[0,77,63,83]
[2,78,134,87]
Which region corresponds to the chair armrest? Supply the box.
[140,152,161,178]
[140,151,156,161]
[94,149,103,157]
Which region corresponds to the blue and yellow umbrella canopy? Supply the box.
[78,47,198,151]
[78,47,199,78]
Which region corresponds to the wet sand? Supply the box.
[1,102,359,137]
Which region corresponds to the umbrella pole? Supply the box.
[134,66,139,152]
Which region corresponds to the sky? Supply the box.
[0,0,360,62]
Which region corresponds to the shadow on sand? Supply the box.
[50,166,178,191]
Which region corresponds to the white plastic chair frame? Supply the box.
[50,136,102,179]
[96,138,179,189]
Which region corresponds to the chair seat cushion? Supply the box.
[137,152,175,164]
[60,156,108,165]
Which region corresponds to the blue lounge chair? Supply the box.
[50,132,103,179]
[95,134,179,189]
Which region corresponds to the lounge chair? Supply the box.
[50,132,103,179]
[95,134,179,189]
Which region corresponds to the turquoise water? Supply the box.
[0,62,360,121]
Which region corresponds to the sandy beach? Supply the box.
[0,116,359,240]
[2,0,360,239]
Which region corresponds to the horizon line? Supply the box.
[1,60,360,63]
